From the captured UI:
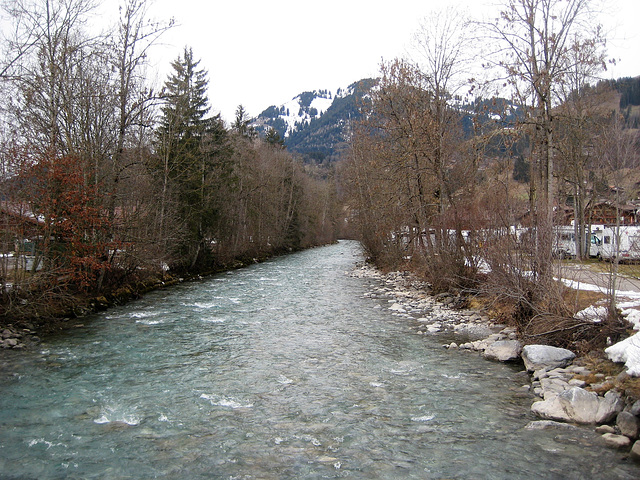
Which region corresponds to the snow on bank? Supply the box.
[561,275,640,375]
[622,308,640,330]
[606,333,640,376]
[574,305,607,323]
[560,277,640,302]
[573,303,640,377]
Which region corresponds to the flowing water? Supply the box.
[0,241,637,479]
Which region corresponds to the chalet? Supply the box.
[564,201,640,226]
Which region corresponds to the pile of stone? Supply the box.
[521,344,640,460]
[447,314,640,460]
[0,326,29,349]
[352,264,500,338]
[453,327,523,361]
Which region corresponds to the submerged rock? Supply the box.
[602,432,631,449]
[524,420,578,430]
[630,441,640,462]
[595,425,617,434]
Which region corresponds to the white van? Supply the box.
[599,226,640,262]
[553,226,603,258]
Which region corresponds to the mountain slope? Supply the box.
[252,78,377,163]
[251,75,640,165]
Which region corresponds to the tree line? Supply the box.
[0,0,337,323]
[340,0,640,352]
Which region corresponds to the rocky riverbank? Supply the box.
[0,324,40,350]
[350,263,640,464]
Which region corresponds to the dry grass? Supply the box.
[562,255,640,276]
[576,353,640,402]
[562,288,607,315]
[466,294,517,325]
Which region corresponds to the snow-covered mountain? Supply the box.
[254,89,335,137]
[252,78,377,163]
[250,77,530,164]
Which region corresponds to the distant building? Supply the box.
[565,201,639,226]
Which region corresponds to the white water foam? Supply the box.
[131,311,164,325]
[277,375,294,385]
[93,406,140,426]
[201,317,226,323]
[200,393,253,409]
[136,319,163,325]
[130,312,160,319]
[27,438,67,449]
[193,302,220,309]
[411,414,435,422]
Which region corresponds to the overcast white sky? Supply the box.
[129,0,640,123]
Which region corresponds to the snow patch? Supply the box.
[574,305,607,323]
[605,331,640,376]
[622,308,640,330]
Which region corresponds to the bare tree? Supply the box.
[596,113,640,315]
[410,6,476,215]
[555,83,612,259]
[484,0,607,284]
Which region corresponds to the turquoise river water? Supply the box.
[0,241,638,479]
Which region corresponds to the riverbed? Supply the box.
[0,241,637,479]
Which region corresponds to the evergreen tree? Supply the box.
[158,47,210,152]
[513,155,530,183]
[265,127,285,148]
[231,104,254,138]
[155,47,230,269]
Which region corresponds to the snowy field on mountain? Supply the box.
[278,92,335,137]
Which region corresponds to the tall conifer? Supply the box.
[155,47,229,269]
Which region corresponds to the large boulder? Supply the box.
[530,387,623,424]
[617,411,640,440]
[483,340,523,362]
[521,345,575,372]
[531,396,570,422]
[605,332,640,377]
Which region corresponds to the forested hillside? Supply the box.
[605,77,640,128]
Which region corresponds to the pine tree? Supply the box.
[231,104,255,138]
[158,47,210,162]
[265,127,285,148]
[155,47,229,269]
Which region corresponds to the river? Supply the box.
[0,240,637,479]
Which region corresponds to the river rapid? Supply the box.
[0,240,637,479]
